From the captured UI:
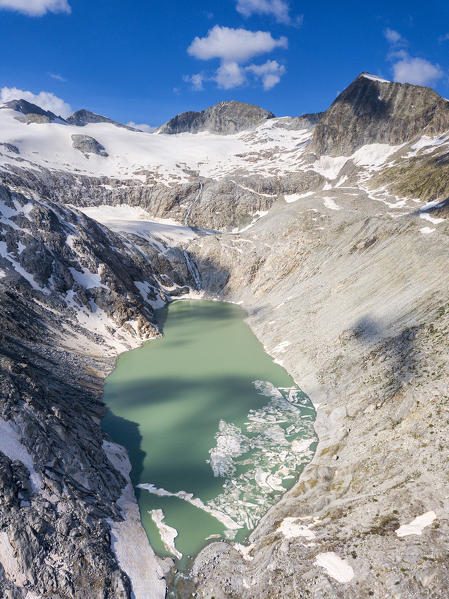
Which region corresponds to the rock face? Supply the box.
[310,73,449,155]
[67,109,136,130]
[71,134,109,157]
[157,100,275,134]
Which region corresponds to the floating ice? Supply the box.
[150,509,182,559]
[205,381,316,530]
[138,483,241,530]
[139,380,316,545]
[209,421,248,477]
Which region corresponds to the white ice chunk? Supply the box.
[150,509,182,559]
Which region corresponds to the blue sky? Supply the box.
[0,0,448,127]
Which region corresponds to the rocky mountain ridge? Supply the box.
[156,100,275,134]
[0,73,448,598]
[310,73,449,155]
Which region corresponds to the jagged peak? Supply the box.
[309,71,449,156]
[1,98,62,121]
[157,100,275,135]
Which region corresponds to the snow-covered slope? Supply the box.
[0,106,314,183]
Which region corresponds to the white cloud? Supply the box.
[246,59,285,89]
[183,73,205,91]
[0,0,71,16]
[236,0,291,24]
[213,59,286,90]
[384,28,406,45]
[188,25,287,64]
[0,87,72,117]
[49,72,67,82]
[383,28,444,88]
[392,56,444,86]
[126,122,156,133]
[215,62,247,89]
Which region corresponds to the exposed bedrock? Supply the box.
[157,100,275,135]
[0,165,325,232]
[71,134,109,157]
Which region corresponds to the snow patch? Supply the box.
[0,417,42,492]
[311,155,348,180]
[396,511,436,537]
[315,552,354,583]
[284,191,314,203]
[272,340,290,354]
[279,517,316,540]
[69,266,106,290]
[0,532,27,586]
[103,441,166,599]
[361,73,391,83]
[419,213,445,225]
[323,197,341,211]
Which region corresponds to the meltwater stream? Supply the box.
[103,300,316,570]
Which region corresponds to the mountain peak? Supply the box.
[157,100,275,135]
[358,72,392,84]
[2,99,61,122]
[310,73,449,156]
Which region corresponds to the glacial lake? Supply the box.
[103,300,316,569]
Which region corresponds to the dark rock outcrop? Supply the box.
[2,99,63,123]
[157,100,275,135]
[67,109,136,131]
[0,143,20,154]
[310,73,449,156]
[71,134,108,157]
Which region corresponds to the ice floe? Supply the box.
[150,509,182,559]
[205,381,316,530]
[138,483,241,530]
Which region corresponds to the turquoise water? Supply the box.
[103,300,316,569]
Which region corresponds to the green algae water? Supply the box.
[103,300,316,569]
